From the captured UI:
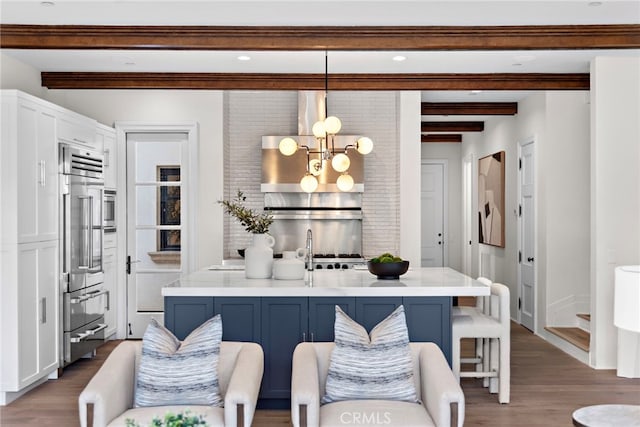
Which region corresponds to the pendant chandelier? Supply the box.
[278,51,373,193]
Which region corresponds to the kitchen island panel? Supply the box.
[403,296,452,362]
[260,298,308,402]
[214,297,261,342]
[308,297,356,342]
[164,296,214,340]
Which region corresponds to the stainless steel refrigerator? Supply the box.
[59,143,109,367]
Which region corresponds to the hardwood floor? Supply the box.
[1,323,639,426]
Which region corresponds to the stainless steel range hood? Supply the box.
[261,91,365,193]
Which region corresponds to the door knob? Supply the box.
[527,257,534,262]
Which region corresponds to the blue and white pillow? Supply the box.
[322,305,418,404]
[134,315,223,407]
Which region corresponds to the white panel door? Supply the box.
[126,132,188,338]
[519,142,535,331]
[421,163,444,267]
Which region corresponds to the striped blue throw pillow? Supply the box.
[322,305,418,404]
[134,316,223,407]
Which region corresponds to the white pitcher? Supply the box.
[245,233,275,279]
[273,250,306,280]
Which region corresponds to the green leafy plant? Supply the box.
[370,252,403,263]
[125,410,207,427]
[218,189,273,234]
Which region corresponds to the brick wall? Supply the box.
[223,91,399,259]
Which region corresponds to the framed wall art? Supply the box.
[478,151,505,247]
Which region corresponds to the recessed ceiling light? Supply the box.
[470,90,483,95]
[392,55,407,62]
[40,1,55,6]
[237,55,251,61]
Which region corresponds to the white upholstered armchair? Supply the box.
[79,341,263,427]
[291,342,465,427]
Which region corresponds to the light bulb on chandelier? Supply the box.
[336,173,354,192]
[300,173,319,193]
[331,153,350,173]
[356,137,373,155]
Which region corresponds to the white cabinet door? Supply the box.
[16,99,58,244]
[103,247,117,338]
[99,125,117,190]
[16,240,59,389]
[57,112,98,150]
[38,240,59,375]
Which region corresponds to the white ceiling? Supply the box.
[1,1,639,104]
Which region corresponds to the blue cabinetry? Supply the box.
[165,295,451,408]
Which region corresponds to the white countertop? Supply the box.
[162,267,490,297]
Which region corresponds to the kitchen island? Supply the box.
[162,267,488,409]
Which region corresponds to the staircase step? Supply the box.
[545,327,590,352]
[577,313,591,322]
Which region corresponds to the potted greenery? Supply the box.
[125,410,207,427]
[218,190,275,278]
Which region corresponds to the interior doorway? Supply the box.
[116,122,198,338]
[518,138,536,331]
[421,160,447,267]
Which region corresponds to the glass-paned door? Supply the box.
[126,132,188,337]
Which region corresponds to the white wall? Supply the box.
[0,53,47,98]
[421,142,462,270]
[461,115,519,316]
[543,92,591,327]
[398,92,422,267]
[461,91,592,337]
[43,89,225,270]
[590,56,640,369]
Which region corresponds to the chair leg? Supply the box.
[452,336,461,381]
[482,337,490,388]
[489,338,499,394]
[498,335,510,404]
[474,338,483,373]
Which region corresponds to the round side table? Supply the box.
[572,404,640,427]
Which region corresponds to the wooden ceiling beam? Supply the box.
[2,24,639,50]
[422,122,485,132]
[422,102,518,115]
[40,72,589,90]
[421,134,463,143]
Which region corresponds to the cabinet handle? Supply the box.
[105,290,110,311]
[302,332,306,342]
[39,160,46,187]
[310,332,314,342]
[103,149,110,167]
[41,297,46,323]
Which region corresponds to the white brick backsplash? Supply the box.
[223,91,400,259]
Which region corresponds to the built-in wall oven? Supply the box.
[59,143,108,367]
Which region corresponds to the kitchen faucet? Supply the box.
[305,228,314,271]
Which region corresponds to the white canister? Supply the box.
[273,250,306,280]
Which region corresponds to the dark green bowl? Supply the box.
[367,260,410,280]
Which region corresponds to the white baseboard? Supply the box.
[0,376,49,406]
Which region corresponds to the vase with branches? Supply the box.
[218,190,275,278]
